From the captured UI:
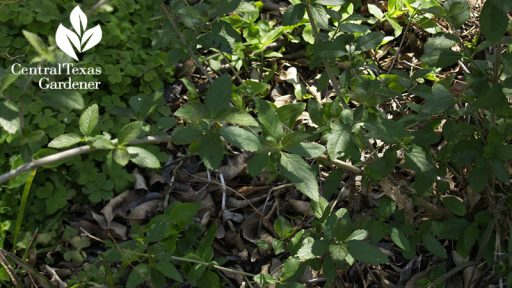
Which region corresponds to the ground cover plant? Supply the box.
[0,0,511,287]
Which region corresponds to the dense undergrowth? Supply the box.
[0,0,511,287]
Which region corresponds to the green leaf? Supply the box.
[279,152,319,202]
[174,102,208,122]
[41,90,84,112]
[297,237,315,261]
[480,0,508,44]
[79,104,99,136]
[118,121,143,145]
[365,116,407,144]
[405,145,436,192]
[172,126,203,145]
[92,138,115,150]
[422,233,447,258]
[219,126,261,152]
[281,257,300,280]
[329,244,348,261]
[421,35,461,67]
[198,132,224,169]
[356,32,385,51]
[274,216,294,239]
[390,227,410,251]
[441,195,466,216]
[217,109,259,126]
[155,260,183,283]
[463,224,479,253]
[127,263,150,288]
[277,103,306,128]
[247,152,270,177]
[113,148,130,166]
[326,122,350,159]
[367,148,397,180]
[205,74,232,115]
[444,0,470,29]
[348,241,388,264]
[287,142,326,158]
[0,100,19,134]
[316,0,345,5]
[127,146,160,168]
[255,99,283,140]
[282,3,306,26]
[346,229,368,241]
[367,4,384,19]
[48,134,82,148]
[309,4,330,30]
[22,30,52,60]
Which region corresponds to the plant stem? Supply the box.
[160,3,214,84]
[0,135,172,185]
[316,155,362,174]
[170,256,255,277]
[304,4,347,108]
[12,169,36,249]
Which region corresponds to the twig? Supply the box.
[171,256,255,277]
[387,14,414,74]
[0,135,173,184]
[316,155,362,174]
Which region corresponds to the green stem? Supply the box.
[12,169,36,250]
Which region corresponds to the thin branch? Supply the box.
[0,135,172,185]
[316,155,363,174]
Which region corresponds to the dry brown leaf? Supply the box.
[101,190,145,226]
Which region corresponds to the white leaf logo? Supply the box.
[55,6,102,61]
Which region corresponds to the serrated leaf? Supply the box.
[277,103,306,128]
[297,237,315,261]
[113,148,130,166]
[316,0,344,5]
[480,0,508,44]
[205,74,232,115]
[217,109,259,126]
[348,241,388,264]
[390,227,410,251]
[421,35,461,67]
[198,132,224,169]
[279,152,319,202]
[79,104,98,136]
[282,3,306,26]
[329,244,348,261]
[48,134,82,148]
[172,126,203,145]
[281,257,300,280]
[156,260,183,283]
[444,0,470,29]
[357,31,385,51]
[118,121,143,145]
[441,195,466,216]
[126,146,160,168]
[309,4,330,30]
[255,99,283,140]
[367,4,384,19]
[219,126,261,152]
[347,229,368,241]
[422,233,447,258]
[287,142,325,158]
[0,100,19,134]
[327,122,350,159]
[174,102,208,122]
